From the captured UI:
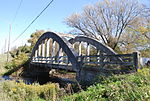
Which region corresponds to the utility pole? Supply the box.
[4,38,7,53]
[7,24,11,62]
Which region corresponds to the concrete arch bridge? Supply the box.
[29,32,139,83]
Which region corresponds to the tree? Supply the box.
[119,28,149,54]
[121,7,150,55]
[129,7,150,40]
[28,30,45,49]
[10,45,30,58]
[65,0,143,49]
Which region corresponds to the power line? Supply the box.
[12,0,54,43]
[6,0,23,55]
[12,0,23,25]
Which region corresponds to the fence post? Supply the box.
[133,52,140,71]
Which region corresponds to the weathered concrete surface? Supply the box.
[69,36,117,55]
[76,66,136,85]
[76,67,110,85]
[30,32,79,71]
[69,36,123,63]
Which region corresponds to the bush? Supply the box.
[2,81,60,101]
[4,62,16,70]
[64,68,150,101]
[4,52,28,70]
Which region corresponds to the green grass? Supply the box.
[64,68,150,101]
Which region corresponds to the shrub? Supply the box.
[64,68,150,101]
[4,52,28,70]
[4,62,16,70]
[2,81,60,101]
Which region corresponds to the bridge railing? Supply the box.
[31,52,139,71]
[77,52,139,71]
[32,56,70,65]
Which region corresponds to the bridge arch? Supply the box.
[30,32,79,71]
[69,36,117,55]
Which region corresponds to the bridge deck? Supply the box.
[31,62,75,72]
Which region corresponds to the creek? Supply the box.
[0,73,76,86]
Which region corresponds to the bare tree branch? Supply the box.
[65,0,143,49]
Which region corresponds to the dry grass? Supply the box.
[0,54,12,74]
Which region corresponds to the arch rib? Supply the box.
[30,32,79,71]
[69,36,117,55]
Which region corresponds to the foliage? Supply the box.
[28,30,45,49]
[64,68,150,101]
[12,52,28,67]
[10,45,30,58]
[119,28,149,54]
[119,7,150,54]
[2,81,59,101]
[4,62,16,70]
[4,30,45,71]
[140,49,150,58]
[4,52,28,70]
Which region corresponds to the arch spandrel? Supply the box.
[69,36,117,55]
[30,32,79,71]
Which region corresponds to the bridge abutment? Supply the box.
[76,67,109,85]
[76,67,130,85]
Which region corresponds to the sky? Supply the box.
[0,0,149,54]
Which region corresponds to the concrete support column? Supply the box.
[79,41,82,56]
[100,52,105,68]
[56,45,61,64]
[46,39,50,57]
[97,50,104,67]
[49,38,53,62]
[35,50,38,62]
[42,41,45,63]
[72,43,75,49]
[52,41,56,63]
[46,39,50,63]
[38,44,41,56]
[42,41,45,57]
[87,43,90,56]
[87,43,90,63]
[59,48,64,64]
[97,50,100,63]
[38,44,42,62]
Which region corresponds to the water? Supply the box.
[0,75,76,86]
[0,76,35,84]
